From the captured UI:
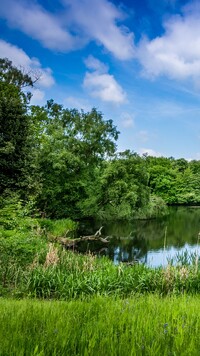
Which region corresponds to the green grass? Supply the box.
[38,218,77,237]
[0,295,200,355]
[2,245,200,298]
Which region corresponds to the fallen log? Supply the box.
[80,226,104,240]
[56,227,109,249]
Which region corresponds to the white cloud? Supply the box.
[0,39,55,88]
[84,72,127,104]
[0,0,135,59]
[0,0,81,51]
[139,148,162,157]
[64,96,91,111]
[121,112,135,128]
[38,68,54,88]
[84,55,108,73]
[63,0,135,60]
[137,2,200,82]
[83,56,127,104]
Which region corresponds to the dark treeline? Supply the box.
[1,58,200,220]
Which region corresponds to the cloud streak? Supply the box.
[0,0,81,51]
[0,0,135,60]
[63,0,135,60]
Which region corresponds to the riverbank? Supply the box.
[1,209,200,355]
[1,243,200,299]
[1,203,200,298]
[1,295,200,355]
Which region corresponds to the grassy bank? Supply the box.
[2,245,200,299]
[1,204,200,355]
[0,295,200,355]
[1,201,200,299]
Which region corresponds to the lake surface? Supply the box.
[78,206,200,267]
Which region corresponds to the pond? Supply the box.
[78,206,200,267]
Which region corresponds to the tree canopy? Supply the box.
[1,57,200,220]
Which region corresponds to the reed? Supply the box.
[195,232,200,274]
[2,248,200,299]
[163,226,168,268]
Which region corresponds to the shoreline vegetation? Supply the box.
[1,203,200,299]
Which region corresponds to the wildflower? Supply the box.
[163,323,168,334]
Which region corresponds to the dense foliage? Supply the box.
[30,101,120,218]
[0,58,34,194]
[146,156,200,205]
[1,57,200,221]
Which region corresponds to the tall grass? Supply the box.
[2,246,200,299]
[0,295,200,355]
[1,198,200,299]
[0,207,77,297]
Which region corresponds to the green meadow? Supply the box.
[1,295,200,356]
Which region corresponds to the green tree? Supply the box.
[30,101,119,218]
[146,156,178,203]
[92,151,150,219]
[0,58,34,195]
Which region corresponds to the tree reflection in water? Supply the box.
[78,207,200,267]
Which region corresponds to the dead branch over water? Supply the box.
[52,226,109,249]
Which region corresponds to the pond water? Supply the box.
[78,206,200,267]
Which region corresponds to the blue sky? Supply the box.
[1,0,200,159]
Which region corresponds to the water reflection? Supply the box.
[78,207,200,267]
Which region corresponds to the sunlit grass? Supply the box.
[0,295,200,355]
